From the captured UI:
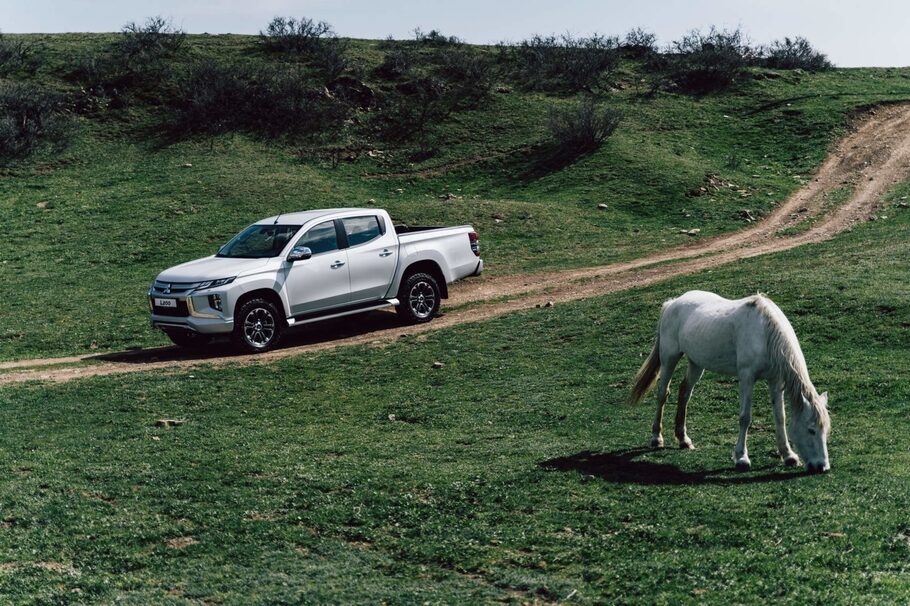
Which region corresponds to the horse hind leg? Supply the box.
[675,362,704,449]
[651,352,682,448]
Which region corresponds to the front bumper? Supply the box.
[149,292,234,335]
[151,314,234,335]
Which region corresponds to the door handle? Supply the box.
[330,260,346,268]
[379,250,393,257]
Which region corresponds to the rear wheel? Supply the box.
[164,330,210,350]
[397,272,441,324]
[233,297,283,353]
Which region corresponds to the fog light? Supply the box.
[209,294,222,311]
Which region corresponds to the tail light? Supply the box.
[468,231,480,256]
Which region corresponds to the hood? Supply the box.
[157,255,270,283]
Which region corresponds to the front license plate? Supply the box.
[154,298,177,308]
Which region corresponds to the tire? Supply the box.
[232,297,284,353]
[165,329,211,350]
[397,272,441,324]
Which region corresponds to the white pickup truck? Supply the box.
[149,208,482,352]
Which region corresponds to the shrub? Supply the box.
[763,36,832,71]
[171,61,244,135]
[260,16,349,79]
[0,82,66,160]
[376,48,415,80]
[509,34,620,92]
[433,49,492,108]
[413,28,462,46]
[261,17,334,54]
[547,97,621,155]
[172,61,348,139]
[622,28,657,58]
[665,27,756,93]
[116,16,185,80]
[0,31,36,76]
[374,77,452,150]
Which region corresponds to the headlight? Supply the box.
[193,277,236,291]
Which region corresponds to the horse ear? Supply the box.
[820,391,829,406]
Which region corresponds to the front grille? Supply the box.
[152,299,190,317]
[152,280,199,295]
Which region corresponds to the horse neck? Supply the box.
[763,306,816,405]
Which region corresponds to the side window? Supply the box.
[298,220,339,255]
[342,216,382,247]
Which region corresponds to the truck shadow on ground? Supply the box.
[90,310,403,365]
[540,448,808,486]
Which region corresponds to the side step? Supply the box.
[286,299,399,327]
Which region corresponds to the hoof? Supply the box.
[735,459,752,472]
[650,436,664,448]
[783,455,800,467]
[678,438,695,450]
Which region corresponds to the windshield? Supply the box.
[217,224,301,259]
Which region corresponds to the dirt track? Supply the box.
[4,104,910,386]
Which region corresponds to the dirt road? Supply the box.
[4,104,910,386]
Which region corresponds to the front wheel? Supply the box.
[232,298,284,353]
[397,272,441,324]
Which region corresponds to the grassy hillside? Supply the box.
[0,33,909,359]
[0,188,907,604]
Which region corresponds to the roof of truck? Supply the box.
[255,208,380,226]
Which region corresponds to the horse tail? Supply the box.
[628,330,661,405]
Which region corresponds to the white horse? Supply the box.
[629,290,831,473]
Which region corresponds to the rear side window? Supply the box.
[342,216,382,247]
[298,220,339,255]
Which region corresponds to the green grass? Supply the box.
[2,34,910,359]
[1,197,908,604]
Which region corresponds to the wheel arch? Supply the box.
[234,288,287,324]
[399,260,448,299]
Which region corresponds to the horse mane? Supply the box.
[749,294,830,431]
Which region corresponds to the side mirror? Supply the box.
[287,246,312,262]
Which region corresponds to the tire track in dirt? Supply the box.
[4,104,910,386]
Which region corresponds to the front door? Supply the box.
[285,220,350,316]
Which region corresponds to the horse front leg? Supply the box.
[770,381,799,467]
[734,374,755,471]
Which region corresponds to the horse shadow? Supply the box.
[540,448,808,486]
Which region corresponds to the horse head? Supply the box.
[789,391,830,473]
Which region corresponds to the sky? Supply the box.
[3,0,908,68]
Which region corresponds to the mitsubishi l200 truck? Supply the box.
[149,208,482,352]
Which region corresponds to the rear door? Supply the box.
[285,220,350,315]
[341,215,399,303]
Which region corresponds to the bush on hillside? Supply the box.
[548,97,621,155]
[763,36,832,71]
[0,82,67,160]
[664,27,756,93]
[413,28,462,47]
[508,34,620,93]
[621,28,657,58]
[376,48,415,80]
[65,16,185,107]
[373,76,453,151]
[0,32,36,77]
[172,61,348,139]
[261,17,334,53]
[115,16,186,82]
[433,49,493,107]
[260,17,349,79]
